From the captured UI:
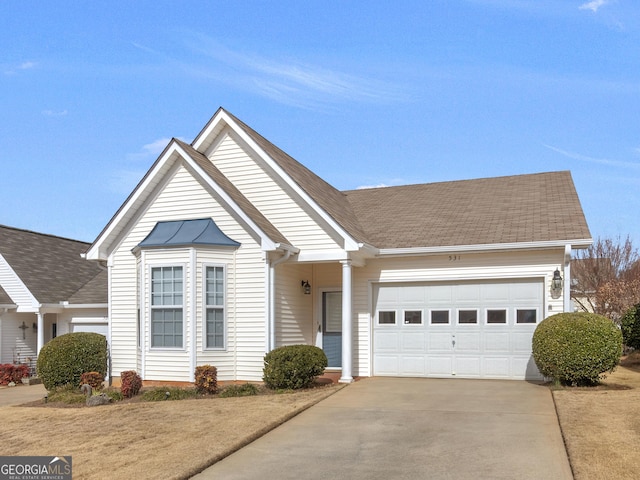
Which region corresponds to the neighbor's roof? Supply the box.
[0,225,107,304]
[344,171,592,249]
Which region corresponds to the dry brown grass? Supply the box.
[553,352,640,480]
[0,384,342,480]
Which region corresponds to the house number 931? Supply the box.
[449,255,461,261]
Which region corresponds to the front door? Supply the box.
[322,291,342,368]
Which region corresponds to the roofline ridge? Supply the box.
[0,224,91,246]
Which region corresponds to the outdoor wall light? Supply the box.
[32,322,37,331]
[301,280,311,295]
[552,268,563,292]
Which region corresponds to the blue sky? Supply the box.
[2,0,640,245]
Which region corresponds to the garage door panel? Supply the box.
[483,357,510,377]
[455,356,481,376]
[401,332,426,352]
[428,332,452,351]
[374,331,399,351]
[455,332,481,352]
[374,355,400,376]
[484,332,510,353]
[401,356,426,376]
[512,331,535,353]
[427,356,453,376]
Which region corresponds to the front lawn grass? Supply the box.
[0,383,341,480]
[553,352,640,480]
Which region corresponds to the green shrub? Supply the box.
[46,383,86,404]
[532,312,622,386]
[620,304,640,350]
[194,365,218,394]
[36,332,108,391]
[219,383,260,398]
[263,344,328,390]
[141,387,199,401]
[80,371,104,390]
[120,370,142,398]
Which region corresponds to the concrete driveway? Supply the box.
[193,377,572,480]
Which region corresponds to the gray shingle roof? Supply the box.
[0,225,107,304]
[344,171,591,249]
[0,285,12,304]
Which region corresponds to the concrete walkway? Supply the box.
[192,377,573,480]
[0,383,47,406]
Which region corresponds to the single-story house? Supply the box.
[0,225,108,371]
[85,107,592,384]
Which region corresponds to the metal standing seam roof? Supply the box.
[138,218,241,248]
[0,225,107,304]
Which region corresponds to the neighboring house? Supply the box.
[85,108,592,384]
[0,225,108,370]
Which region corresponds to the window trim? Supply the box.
[203,263,227,351]
[149,264,186,350]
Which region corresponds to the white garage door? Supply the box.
[71,323,108,337]
[373,279,544,380]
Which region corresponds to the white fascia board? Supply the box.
[63,304,109,310]
[197,111,361,252]
[377,239,593,257]
[85,145,180,261]
[175,142,288,253]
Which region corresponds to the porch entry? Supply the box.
[321,291,342,368]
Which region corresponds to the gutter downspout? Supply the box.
[268,249,292,352]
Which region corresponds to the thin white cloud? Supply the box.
[126,137,182,161]
[579,0,609,13]
[42,109,68,117]
[174,33,407,110]
[4,60,36,75]
[543,144,640,169]
[356,183,390,190]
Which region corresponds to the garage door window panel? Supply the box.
[378,311,396,325]
[458,309,478,325]
[516,308,538,324]
[430,310,450,325]
[403,310,422,325]
[486,309,507,325]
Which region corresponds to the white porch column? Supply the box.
[339,260,353,383]
[37,312,45,355]
[564,244,572,312]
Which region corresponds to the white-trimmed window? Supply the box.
[151,266,183,348]
[378,311,396,325]
[430,310,450,325]
[205,265,225,349]
[404,310,422,325]
[486,309,507,325]
[458,309,478,324]
[516,308,538,324]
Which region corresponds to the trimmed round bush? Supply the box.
[36,332,108,391]
[532,312,622,386]
[263,344,328,390]
[620,304,640,350]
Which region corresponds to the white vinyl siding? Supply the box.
[274,262,313,347]
[108,162,266,382]
[208,132,342,252]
